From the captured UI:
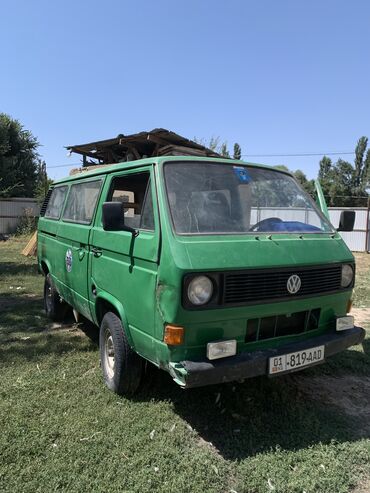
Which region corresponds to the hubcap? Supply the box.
[104,329,115,379]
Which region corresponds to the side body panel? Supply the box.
[39,177,106,321]
[53,221,93,319]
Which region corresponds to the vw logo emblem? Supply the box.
[287,274,301,294]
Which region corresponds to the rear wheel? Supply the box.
[99,312,143,395]
[44,273,67,321]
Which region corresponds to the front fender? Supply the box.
[94,290,134,348]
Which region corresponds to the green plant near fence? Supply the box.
[15,208,38,236]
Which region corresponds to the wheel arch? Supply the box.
[94,293,134,347]
[39,258,51,276]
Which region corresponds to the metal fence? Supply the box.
[328,207,369,253]
[1,198,369,252]
[251,204,370,252]
[0,198,40,234]
[251,206,370,252]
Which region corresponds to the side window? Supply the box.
[44,186,68,219]
[108,172,155,230]
[63,180,102,224]
[140,183,154,230]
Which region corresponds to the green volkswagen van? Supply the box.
[37,156,365,394]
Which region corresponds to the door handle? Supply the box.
[77,246,86,260]
[91,247,102,258]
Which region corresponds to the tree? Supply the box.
[220,142,230,158]
[274,165,315,197]
[318,156,332,181]
[195,136,241,160]
[34,160,53,204]
[208,136,220,152]
[0,113,41,197]
[274,165,290,172]
[233,143,242,160]
[293,169,315,196]
[353,136,370,193]
[318,137,370,206]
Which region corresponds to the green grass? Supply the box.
[0,238,369,493]
[352,253,370,309]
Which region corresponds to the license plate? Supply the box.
[269,345,325,375]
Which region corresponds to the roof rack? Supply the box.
[66,128,221,166]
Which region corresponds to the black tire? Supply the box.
[44,273,67,322]
[99,312,143,395]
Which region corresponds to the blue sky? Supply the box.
[1,0,369,180]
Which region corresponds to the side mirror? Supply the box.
[337,210,355,232]
[102,202,138,236]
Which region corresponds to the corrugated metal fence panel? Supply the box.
[1,199,368,251]
[0,198,40,234]
[251,207,321,227]
[328,207,369,252]
[338,231,367,252]
[251,207,369,252]
[328,208,368,231]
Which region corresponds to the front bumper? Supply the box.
[169,326,365,388]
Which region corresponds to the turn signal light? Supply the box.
[164,325,184,345]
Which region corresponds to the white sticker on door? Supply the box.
[65,249,73,272]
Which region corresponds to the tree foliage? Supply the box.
[292,169,315,196]
[0,113,41,197]
[220,142,230,158]
[274,165,315,198]
[207,136,220,152]
[233,143,242,160]
[34,160,53,204]
[195,136,241,160]
[191,134,370,208]
[318,136,370,206]
[205,137,231,157]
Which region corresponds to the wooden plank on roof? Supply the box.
[66,128,221,164]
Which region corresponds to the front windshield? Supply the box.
[164,161,334,235]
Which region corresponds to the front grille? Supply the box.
[224,264,343,306]
[245,308,321,343]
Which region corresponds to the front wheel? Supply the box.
[99,312,143,395]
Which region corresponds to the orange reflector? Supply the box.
[347,299,353,313]
[164,325,184,345]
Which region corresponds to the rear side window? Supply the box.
[44,186,68,219]
[63,180,102,224]
[108,172,154,230]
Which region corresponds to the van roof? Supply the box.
[53,156,292,185]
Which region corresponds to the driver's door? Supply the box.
[89,166,160,356]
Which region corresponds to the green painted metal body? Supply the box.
[314,179,330,219]
[37,156,355,385]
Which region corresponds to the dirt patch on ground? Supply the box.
[294,374,370,433]
[352,478,370,493]
[44,320,100,344]
[353,253,370,272]
[352,307,370,327]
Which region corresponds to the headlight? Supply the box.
[341,264,354,288]
[187,276,213,305]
